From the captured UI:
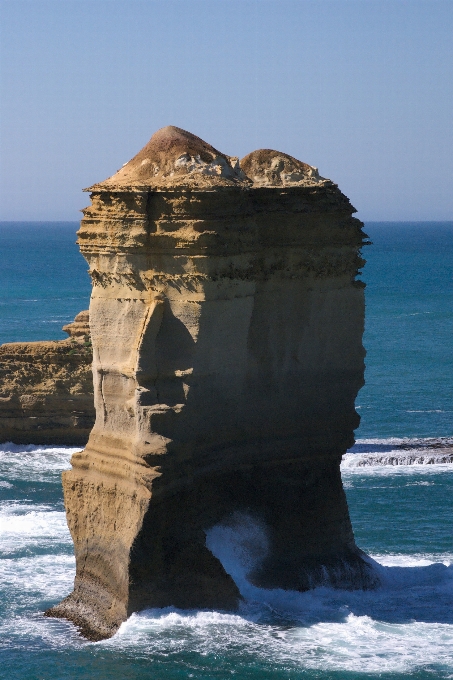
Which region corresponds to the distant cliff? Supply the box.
[47,126,376,641]
[0,311,94,445]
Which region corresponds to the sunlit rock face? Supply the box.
[0,311,93,445]
[46,126,374,641]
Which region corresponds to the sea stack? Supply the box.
[47,126,375,640]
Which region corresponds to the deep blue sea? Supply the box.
[1,222,452,679]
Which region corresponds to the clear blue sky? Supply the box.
[0,0,452,221]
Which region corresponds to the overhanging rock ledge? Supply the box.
[46,126,376,641]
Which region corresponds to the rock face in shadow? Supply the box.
[0,311,94,445]
[46,126,376,641]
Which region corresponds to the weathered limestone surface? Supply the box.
[47,126,375,640]
[0,311,94,445]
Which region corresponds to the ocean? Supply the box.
[0,221,452,679]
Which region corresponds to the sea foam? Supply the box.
[0,504,71,555]
[343,436,453,469]
[2,441,453,676]
[0,443,76,483]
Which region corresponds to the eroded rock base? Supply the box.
[48,126,374,640]
[47,445,377,640]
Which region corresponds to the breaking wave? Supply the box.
[0,443,76,484]
[2,442,453,676]
[343,436,453,468]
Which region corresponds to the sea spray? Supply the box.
[0,443,76,483]
[206,513,381,612]
[205,513,269,597]
[344,437,453,468]
[2,443,453,676]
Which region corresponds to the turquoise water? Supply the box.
[359,222,453,438]
[1,221,452,436]
[1,222,452,678]
[2,444,452,679]
[0,222,90,344]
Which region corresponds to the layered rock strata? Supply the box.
[0,311,94,445]
[47,126,375,640]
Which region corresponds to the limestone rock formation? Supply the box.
[62,310,90,342]
[240,148,323,187]
[96,124,248,190]
[47,126,375,641]
[0,312,94,445]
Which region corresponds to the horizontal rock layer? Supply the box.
[47,127,374,641]
[0,312,94,445]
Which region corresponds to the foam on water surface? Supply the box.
[97,524,453,675]
[0,443,76,484]
[343,436,453,471]
[1,440,453,678]
[103,577,453,674]
[0,504,71,555]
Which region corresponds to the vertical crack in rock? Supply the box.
[45,126,376,641]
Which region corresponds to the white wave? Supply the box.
[0,554,75,599]
[0,506,452,674]
[206,514,453,609]
[2,549,452,674]
[343,436,453,470]
[342,452,453,470]
[370,553,453,567]
[287,615,453,673]
[2,440,453,674]
[204,517,453,673]
[102,602,453,674]
[0,503,71,554]
[206,512,269,596]
[352,436,453,447]
[0,613,83,650]
[0,443,76,483]
[406,479,435,484]
[407,409,451,413]
[0,552,79,649]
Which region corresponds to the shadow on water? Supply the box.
[296,560,453,626]
[203,516,453,628]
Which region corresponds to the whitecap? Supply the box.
[343,436,453,469]
[101,600,453,674]
[201,517,453,673]
[0,554,75,599]
[0,444,76,483]
[0,503,71,555]
[370,553,453,567]
[342,452,453,470]
[351,436,453,448]
[406,409,450,413]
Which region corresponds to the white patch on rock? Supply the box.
[174,154,247,180]
[252,155,326,187]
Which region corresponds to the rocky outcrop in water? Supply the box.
[0,311,94,445]
[47,126,376,640]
